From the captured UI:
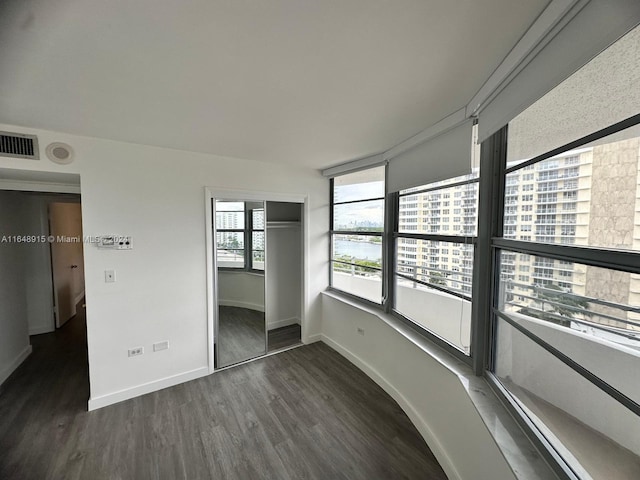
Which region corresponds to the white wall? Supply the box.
[333,272,472,352]
[0,123,329,409]
[321,295,517,480]
[0,191,32,385]
[396,283,471,353]
[218,271,265,312]
[266,224,302,329]
[331,270,382,304]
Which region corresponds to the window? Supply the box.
[496,122,640,474]
[394,165,479,355]
[324,23,640,478]
[215,200,264,271]
[330,166,385,303]
[504,123,640,251]
[492,24,640,479]
[251,207,265,270]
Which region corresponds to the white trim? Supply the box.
[268,316,300,330]
[88,366,209,411]
[74,289,85,306]
[29,325,54,336]
[321,153,386,178]
[383,108,468,161]
[300,198,309,346]
[204,188,215,374]
[207,187,306,204]
[0,345,32,386]
[319,334,461,480]
[303,333,322,344]
[0,179,80,194]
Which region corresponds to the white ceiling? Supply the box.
[0,0,549,169]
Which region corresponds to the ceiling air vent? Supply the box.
[0,131,39,160]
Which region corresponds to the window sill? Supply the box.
[321,289,557,480]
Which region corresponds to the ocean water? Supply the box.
[334,238,382,261]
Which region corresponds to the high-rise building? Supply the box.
[398,133,640,341]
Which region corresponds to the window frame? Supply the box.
[481,113,640,480]
[329,168,387,307]
[216,201,265,274]
[325,110,640,480]
[389,176,479,361]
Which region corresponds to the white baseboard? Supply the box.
[218,300,265,312]
[267,317,300,330]
[303,333,322,344]
[74,290,86,305]
[88,366,209,411]
[319,334,461,480]
[0,345,32,386]
[29,325,55,336]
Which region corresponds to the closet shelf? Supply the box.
[266,221,301,229]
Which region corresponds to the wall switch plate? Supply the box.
[153,341,169,352]
[98,235,133,250]
[105,270,116,283]
[128,346,143,357]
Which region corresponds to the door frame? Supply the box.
[204,187,308,374]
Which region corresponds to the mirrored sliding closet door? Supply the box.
[214,199,267,368]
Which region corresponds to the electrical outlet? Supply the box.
[153,340,169,352]
[128,346,144,357]
[357,327,365,336]
[105,270,116,283]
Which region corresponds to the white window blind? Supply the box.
[387,119,474,193]
[477,0,640,143]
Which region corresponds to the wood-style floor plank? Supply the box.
[0,307,448,480]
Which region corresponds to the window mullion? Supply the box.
[383,188,396,313]
[472,125,507,375]
[245,206,252,271]
[493,238,640,275]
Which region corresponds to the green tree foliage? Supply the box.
[335,254,381,272]
[519,283,590,327]
[428,271,448,287]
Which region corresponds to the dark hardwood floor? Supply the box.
[268,324,301,352]
[0,306,448,480]
[218,306,266,366]
[218,307,302,366]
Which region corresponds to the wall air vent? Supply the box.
[0,131,39,160]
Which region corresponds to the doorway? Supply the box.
[0,169,88,404]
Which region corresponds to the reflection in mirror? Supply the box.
[215,200,266,368]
